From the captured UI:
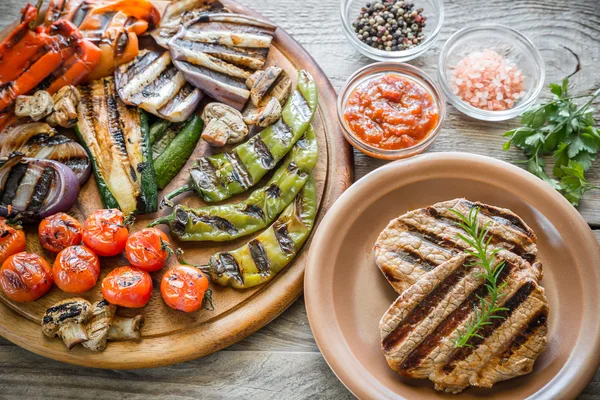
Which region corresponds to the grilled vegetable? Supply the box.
[0,5,101,130]
[153,116,203,189]
[39,213,83,254]
[161,260,211,313]
[163,70,318,205]
[243,68,292,127]
[15,91,54,121]
[52,245,100,294]
[201,103,248,147]
[82,209,130,257]
[1,252,53,302]
[150,125,318,242]
[168,13,277,110]
[0,217,26,265]
[151,0,226,48]
[76,77,158,215]
[206,175,316,288]
[115,50,203,122]
[0,154,79,222]
[46,0,161,82]
[102,266,153,308]
[42,298,91,348]
[47,85,80,128]
[0,122,91,185]
[149,119,172,147]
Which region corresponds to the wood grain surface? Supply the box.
[0,0,599,398]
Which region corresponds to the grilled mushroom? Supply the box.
[201,103,249,147]
[108,315,144,341]
[243,97,282,128]
[249,66,282,107]
[243,68,292,127]
[47,85,80,128]
[15,90,54,121]
[82,300,117,352]
[42,298,92,350]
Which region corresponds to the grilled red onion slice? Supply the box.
[0,155,80,222]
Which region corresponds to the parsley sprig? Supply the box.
[450,207,508,349]
[503,78,600,206]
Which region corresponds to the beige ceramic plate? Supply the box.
[305,152,600,399]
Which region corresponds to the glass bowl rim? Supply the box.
[437,23,546,121]
[336,62,446,159]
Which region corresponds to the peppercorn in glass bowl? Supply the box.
[438,24,545,121]
[340,0,444,62]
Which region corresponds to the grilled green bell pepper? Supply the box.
[150,125,318,242]
[162,70,318,205]
[207,174,317,288]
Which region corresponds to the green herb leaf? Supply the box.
[450,207,509,349]
[550,83,563,97]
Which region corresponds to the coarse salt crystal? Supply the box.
[450,48,525,111]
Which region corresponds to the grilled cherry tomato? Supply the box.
[125,228,172,272]
[38,213,83,253]
[161,265,210,312]
[0,217,25,264]
[82,209,130,257]
[0,252,53,302]
[53,245,100,293]
[102,266,152,308]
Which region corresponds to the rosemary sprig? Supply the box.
[449,207,509,348]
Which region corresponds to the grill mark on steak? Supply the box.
[441,282,535,374]
[399,263,514,372]
[403,225,459,256]
[388,248,439,272]
[499,307,548,365]
[460,200,535,239]
[383,260,470,351]
[417,210,536,264]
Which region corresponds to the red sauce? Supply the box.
[344,74,439,150]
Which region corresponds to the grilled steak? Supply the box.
[379,251,549,393]
[374,198,542,294]
[376,199,549,393]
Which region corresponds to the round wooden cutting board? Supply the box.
[0,1,353,368]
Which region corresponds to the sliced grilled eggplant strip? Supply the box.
[75,77,157,215]
[163,70,318,205]
[151,0,227,48]
[207,174,316,288]
[150,125,318,242]
[115,50,203,123]
[0,154,79,222]
[168,14,277,110]
[0,122,91,185]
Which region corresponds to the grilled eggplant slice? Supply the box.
[168,13,277,110]
[76,77,157,215]
[150,125,318,242]
[0,154,79,222]
[163,70,318,205]
[151,0,227,48]
[0,122,91,185]
[207,174,317,288]
[115,50,203,122]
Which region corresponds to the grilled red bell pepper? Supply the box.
[0,4,101,130]
[46,0,161,82]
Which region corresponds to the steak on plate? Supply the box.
[374,198,542,294]
[379,251,549,393]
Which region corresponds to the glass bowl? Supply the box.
[438,24,545,121]
[340,0,444,62]
[337,62,446,160]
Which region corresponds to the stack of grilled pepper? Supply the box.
[0,4,101,129]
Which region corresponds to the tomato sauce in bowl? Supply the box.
[343,74,439,151]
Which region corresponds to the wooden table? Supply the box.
[0,0,599,398]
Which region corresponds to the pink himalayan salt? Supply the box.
[451,49,525,111]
